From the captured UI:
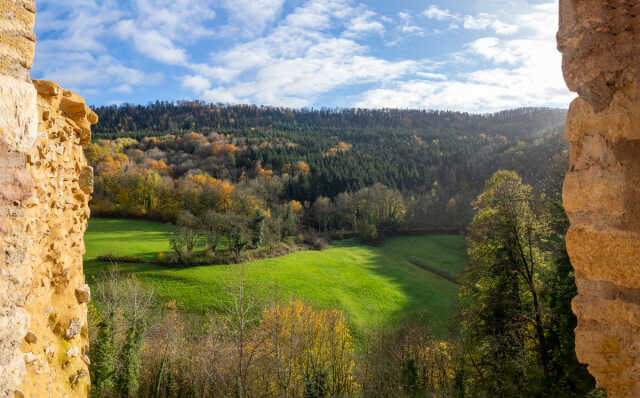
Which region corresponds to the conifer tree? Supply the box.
[91,317,116,395]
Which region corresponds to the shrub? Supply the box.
[358,221,379,244]
[311,236,330,250]
[170,227,201,265]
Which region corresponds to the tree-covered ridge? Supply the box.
[87,104,568,236]
[92,102,566,140]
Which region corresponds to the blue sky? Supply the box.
[32,0,572,112]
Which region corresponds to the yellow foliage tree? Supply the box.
[295,160,310,175]
[289,200,303,214]
[253,301,354,397]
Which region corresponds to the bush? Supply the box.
[311,236,330,250]
[358,221,381,245]
[299,232,331,250]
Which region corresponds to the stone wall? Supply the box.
[0,1,96,397]
[558,1,640,397]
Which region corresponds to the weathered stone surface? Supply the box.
[15,80,96,397]
[74,284,91,304]
[79,166,94,195]
[23,333,36,344]
[65,317,83,339]
[559,0,640,396]
[0,0,36,81]
[0,5,96,397]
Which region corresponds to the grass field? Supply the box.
[84,218,467,336]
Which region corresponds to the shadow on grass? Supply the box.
[84,218,467,338]
[341,235,466,337]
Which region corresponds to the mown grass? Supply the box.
[84,218,467,336]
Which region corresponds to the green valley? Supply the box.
[84,218,465,336]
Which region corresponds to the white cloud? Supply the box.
[112,0,218,66]
[182,75,212,92]
[357,1,573,112]
[470,37,521,64]
[33,0,570,113]
[202,88,241,105]
[423,4,518,35]
[35,0,124,53]
[33,1,163,95]
[35,52,162,90]
[463,14,518,35]
[32,0,218,95]
[416,72,447,80]
[191,0,415,107]
[132,0,217,41]
[423,5,456,21]
[396,11,424,37]
[344,10,385,38]
[221,0,285,38]
[115,20,189,65]
[113,84,133,93]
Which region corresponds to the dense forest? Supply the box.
[88,104,568,242]
[92,103,566,140]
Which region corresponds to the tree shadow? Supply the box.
[84,229,467,338]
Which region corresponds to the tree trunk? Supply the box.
[529,280,549,381]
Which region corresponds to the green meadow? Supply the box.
[84,218,466,336]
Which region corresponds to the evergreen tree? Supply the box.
[91,318,116,395]
[249,209,266,249]
[116,321,145,397]
[545,202,596,395]
[304,370,329,398]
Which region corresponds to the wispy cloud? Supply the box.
[33,0,569,112]
[220,0,285,38]
[397,12,425,37]
[33,0,217,92]
[356,2,571,112]
[423,5,456,21]
[423,4,518,35]
[33,0,158,92]
[343,10,385,38]
[182,75,212,92]
[113,0,217,65]
[188,0,406,107]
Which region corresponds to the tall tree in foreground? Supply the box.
[459,171,598,397]
[461,170,551,395]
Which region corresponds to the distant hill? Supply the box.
[92,102,566,141]
[87,103,568,228]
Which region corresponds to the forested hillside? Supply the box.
[88,104,567,235]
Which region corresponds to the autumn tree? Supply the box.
[255,301,354,397]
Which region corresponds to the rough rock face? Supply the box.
[558,1,640,396]
[0,1,97,397]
